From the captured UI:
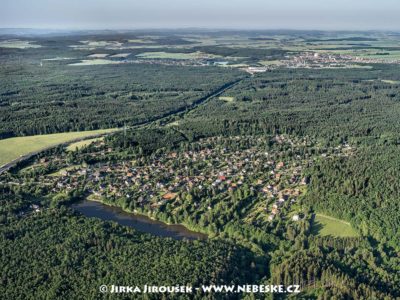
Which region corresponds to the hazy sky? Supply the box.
[2,0,399,30]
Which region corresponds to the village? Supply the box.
[129,51,400,74]
[241,51,400,74]
[0,134,355,229]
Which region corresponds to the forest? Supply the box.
[0,56,243,138]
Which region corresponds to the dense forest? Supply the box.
[0,194,261,300]
[0,60,243,138]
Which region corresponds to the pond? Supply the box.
[72,200,207,240]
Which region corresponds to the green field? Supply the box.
[219,96,235,102]
[69,59,123,66]
[0,39,42,49]
[66,137,104,151]
[0,129,117,166]
[136,51,221,60]
[312,213,359,237]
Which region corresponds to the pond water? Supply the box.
[72,200,207,240]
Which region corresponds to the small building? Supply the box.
[292,214,300,221]
[162,193,177,200]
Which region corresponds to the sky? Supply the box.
[1,0,399,31]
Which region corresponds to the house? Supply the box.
[60,170,69,176]
[301,177,310,185]
[271,206,279,215]
[262,187,269,193]
[162,193,177,200]
[292,214,300,221]
[31,204,41,213]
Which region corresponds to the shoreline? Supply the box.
[76,197,209,239]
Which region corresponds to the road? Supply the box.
[0,77,246,175]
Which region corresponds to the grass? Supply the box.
[381,80,400,84]
[166,121,181,127]
[0,129,117,166]
[66,137,104,151]
[136,51,220,60]
[70,40,123,50]
[87,53,109,58]
[258,60,284,66]
[312,213,358,237]
[110,53,131,58]
[128,39,155,44]
[0,39,42,49]
[48,165,81,177]
[69,59,123,66]
[219,96,235,102]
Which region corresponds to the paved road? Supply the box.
[0,77,246,175]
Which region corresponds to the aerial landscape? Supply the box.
[1,1,400,299]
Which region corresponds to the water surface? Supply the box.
[72,200,207,240]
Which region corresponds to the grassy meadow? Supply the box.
[312,213,359,237]
[0,129,117,166]
[66,137,104,151]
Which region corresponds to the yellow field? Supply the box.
[0,129,117,166]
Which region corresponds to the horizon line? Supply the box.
[1,27,399,33]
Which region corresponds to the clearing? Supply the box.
[87,53,109,58]
[312,213,358,237]
[110,53,131,58]
[136,51,221,60]
[0,39,42,49]
[67,137,104,151]
[69,59,123,66]
[0,129,117,166]
[219,96,235,102]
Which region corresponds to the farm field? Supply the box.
[312,213,359,237]
[0,129,117,166]
[69,59,123,66]
[0,39,41,49]
[136,51,221,60]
